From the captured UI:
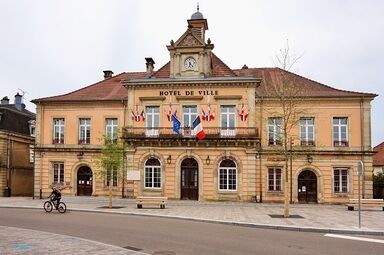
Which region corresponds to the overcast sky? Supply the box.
[0,0,383,146]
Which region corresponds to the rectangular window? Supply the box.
[219,167,237,191]
[105,165,118,187]
[145,166,161,188]
[182,105,197,137]
[220,105,236,137]
[268,167,282,191]
[334,168,349,193]
[53,118,65,144]
[333,117,348,147]
[182,105,198,128]
[300,117,315,146]
[53,162,64,184]
[79,118,91,144]
[105,118,118,143]
[268,117,282,145]
[145,106,160,137]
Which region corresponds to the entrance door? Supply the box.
[298,170,317,203]
[181,158,198,200]
[77,166,93,196]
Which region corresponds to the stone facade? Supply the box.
[32,10,376,204]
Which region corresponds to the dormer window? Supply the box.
[28,120,36,137]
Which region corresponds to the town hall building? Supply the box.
[32,9,376,204]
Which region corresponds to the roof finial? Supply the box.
[197,3,199,12]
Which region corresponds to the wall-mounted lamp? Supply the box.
[307,154,313,164]
[167,155,172,164]
[206,156,211,165]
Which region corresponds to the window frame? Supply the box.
[333,117,349,147]
[144,158,162,189]
[268,117,282,146]
[300,117,315,146]
[220,105,236,137]
[53,118,65,144]
[105,165,118,187]
[333,168,350,193]
[105,118,118,143]
[182,105,198,128]
[218,160,237,191]
[53,162,64,185]
[145,106,160,137]
[268,167,282,192]
[79,118,91,144]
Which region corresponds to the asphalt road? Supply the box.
[0,208,383,255]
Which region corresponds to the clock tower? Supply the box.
[167,6,214,78]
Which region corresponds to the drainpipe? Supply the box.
[258,96,264,202]
[6,134,11,196]
[122,99,127,198]
[360,96,365,198]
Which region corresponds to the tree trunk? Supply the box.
[108,183,113,208]
[284,139,290,218]
[284,177,290,218]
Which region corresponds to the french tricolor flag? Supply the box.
[131,111,136,121]
[192,116,206,140]
[140,110,145,121]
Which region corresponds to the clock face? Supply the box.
[184,57,196,70]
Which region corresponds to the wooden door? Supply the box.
[77,166,93,196]
[181,158,198,200]
[298,170,317,203]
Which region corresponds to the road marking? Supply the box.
[325,234,384,244]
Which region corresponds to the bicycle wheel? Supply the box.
[44,201,53,212]
[57,202,67,213]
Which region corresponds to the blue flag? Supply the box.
[172,112,181,134]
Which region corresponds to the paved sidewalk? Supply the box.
[0,226,146,255]
[0,196,383,254]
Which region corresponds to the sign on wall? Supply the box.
[127,171,140,180]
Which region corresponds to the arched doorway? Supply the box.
[298,170,317,203]
[77,166,93,196]
[181,158,198,200]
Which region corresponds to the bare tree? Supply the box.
[266,41,305,217]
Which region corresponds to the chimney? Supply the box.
[145,57,155,77]
[1,96,9,105]
[14,93,22,111]
[103,70,114,79]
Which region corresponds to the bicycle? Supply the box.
[44,197,67,213]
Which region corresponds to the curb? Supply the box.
[2,205,383,236]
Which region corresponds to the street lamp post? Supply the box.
[357,161,364,229]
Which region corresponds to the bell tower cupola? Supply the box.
[167,5,214,78]
[187,4,208,42]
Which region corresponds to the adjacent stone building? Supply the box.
[32,10,377,203]
[373,142,384,175]
[0,94,35,196]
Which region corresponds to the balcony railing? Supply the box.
[52,138,64,144]
[78,138,91,144]
[301,140,315,146]
[334,140,349,147]
[123,127,259,139]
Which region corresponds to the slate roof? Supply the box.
[0,104,35,136]
[33,54,377,103]
[373,142,384,166]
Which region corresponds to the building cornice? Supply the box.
[123,77,262,89]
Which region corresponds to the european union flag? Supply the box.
[172,113,181,134]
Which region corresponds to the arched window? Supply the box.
[144,158,161,188]
[218,159,237,191]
